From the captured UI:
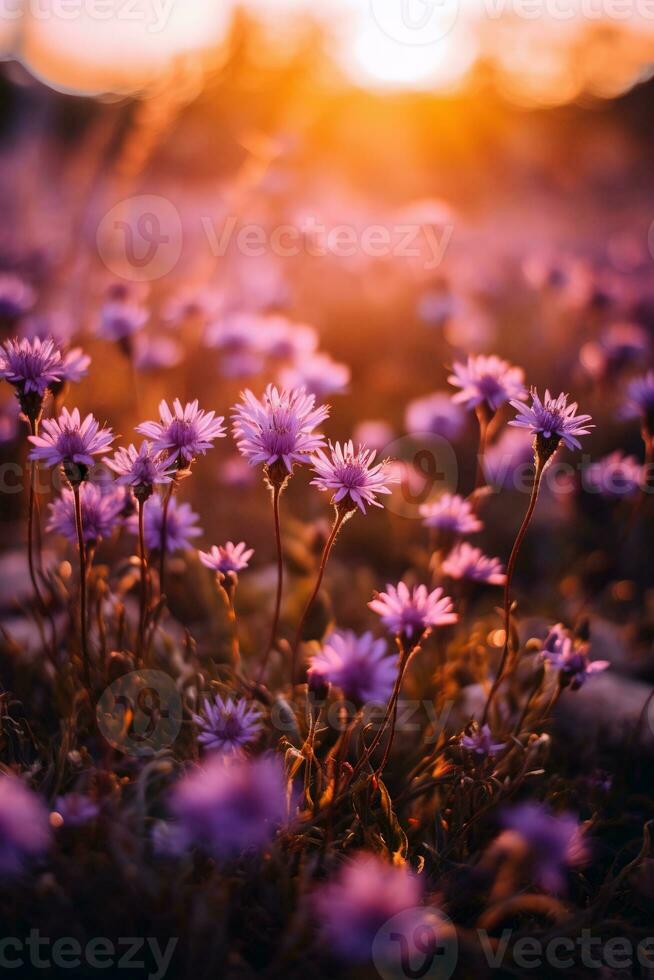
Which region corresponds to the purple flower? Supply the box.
[198,541,254,577]
[59,347,91,384]
[137,398,226,468]
[460,723,505,757]
[623,371,654,428]
[405,391,466,441]
[308,630,397,706]
[232,385,329,474]
[129,495,202,553]
[499,803,589,892]
[0,775,50,876]
[278,352,350,398]
[205,313,266,378]
[581,322,648,380]
[585,451,643,498]
[419,493,482,535]
[0,273,35,321]
[540,624,609,690]
[313,854,422,961]
[192,696,261,755]
[448,355,526,414]
[98,301,148,342]
[0,336,63,397]
[369,582,457,643]
[441,542,506,586]
[171,754,287,857]
[106,441,175,498]
[311,441,396,514]
[29,407,114,479]
[47,483,124,544]
[509,388,593,454]
[52,793,100,827]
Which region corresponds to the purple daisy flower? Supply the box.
[498,803,589,893]
[192,695,261,755]
[98,300,148,342]
[509,388,593,454]
[307,630,398,706]
[0,336,63,399]
[128,494,202,553]
[405,391,466,441]
[47,483,124,545]
[369,582,457,644]
[540,624,609,690]
[419,493,482,535]
[623,371,654,429]
[278,352,350,398]
[448,355,526,414]
[312,854,423,962]
[198,541,254,577]
[106,442,175,499]
[137,398,226,468]
[0,775,50,876]
[311,441,396,514]
[28,407,114,481]
[232,384,329,475]
[52,793,100,828]
[441,542,506,586]
[171,754,287,858]
[460,723,505,758]
[585,451,643,498]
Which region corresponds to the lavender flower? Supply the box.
[540,624,609,690]
[98,301,148,342]
[405,391,466,441]
[192,695,261,755]
[419,493,482,535]
[498,803,589,892]
[47,483,124,545]
[137,399,226,468]
[0,775,50,875]
[171,754,286,857]
[311,441,396,514]
[307,630,397,706]
[369,582,457,644]
[510,388,594,456]
[278,351,350,398]
[129,495,201,553]
[441,542,506,586]
[460,723,505,758]
[29,407,114,482]
[232,385,329,476]
[106,442,175,500]
[0,337,63,415]
[52,793,100,827]
[623,371,654,430]
[313,854,422,961]
[448,355,526,414]
[198,541,254,577]
[585,451,643,498]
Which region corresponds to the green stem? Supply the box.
[73,484,91,690]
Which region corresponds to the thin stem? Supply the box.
[218,580,241,672]
[474,407,491,493]
[482,459,544,724]
[137,498,148,664]
[73,484,91,689]
[257,481,284,685]
[158,482,174,597]
[26,419,53,639]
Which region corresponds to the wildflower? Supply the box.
[106,441,175,501]
[0,336,63,418]
[97,300,148,343]
[420,493,482,535]
[232,384,328,479]
[278,351,350,398]
[205,313,266,377]
[510,388,593,461]
[585,451,643,498]
[405,391,466,441]
[498,803,589,893]
[47,483,124,545]
[441,542,506,586]
[137,398,226,469]
[311,441,396,514]
[28,407,114,484]
[192,695,261,755]
[129,495,201,553]
[460,723,505,758]
[369,582,457,645]
[448,355,526,414]
[0,775,50,876]
[313,854,424,962]
[307,630,397,706]
[198,541,254,578]
[52,793,100,827]
[623,371,654,432]
[540,624,609,690]
[171,754,287,857]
